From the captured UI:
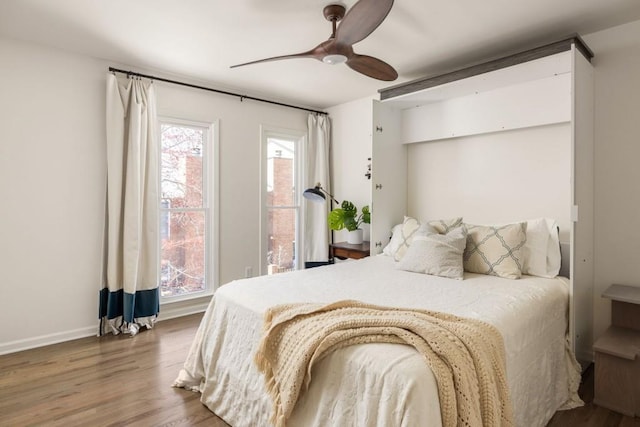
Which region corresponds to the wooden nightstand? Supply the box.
[330,241,370,260]
[593,284,640,416]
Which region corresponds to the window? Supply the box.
[261,127,305,275]
[159,118,218,299]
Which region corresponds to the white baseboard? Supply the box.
[158,297,210,321]
[0,298,210,356]
[0,326,97,356]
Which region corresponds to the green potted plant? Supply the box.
[328,200,370,244]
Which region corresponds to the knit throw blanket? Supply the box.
[254,300,514,427]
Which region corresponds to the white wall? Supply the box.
[0,36,306,353]
[406,123,572,240]
[0,37,106,352]
[583,20,640,342]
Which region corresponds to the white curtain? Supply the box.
[305,114,331,263]
[100,73,159,336]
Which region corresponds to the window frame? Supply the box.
[158,116,219,303]
[260,125,306,276]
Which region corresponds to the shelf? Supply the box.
[594,284,640,416]
[593,326,640,360]
[602,284,640,305]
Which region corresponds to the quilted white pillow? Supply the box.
[396,226,467,279]
[463,222,527,279]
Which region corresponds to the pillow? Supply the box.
[429,217,464,234]
[522,218,561,278]
[387,216,464,261]
[463,222,527,279]
[382,223,403,256]
[396,226,467,279]
[392,216,421,261]
[546,221,561,277]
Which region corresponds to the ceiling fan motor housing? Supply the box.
[323,4,346,22]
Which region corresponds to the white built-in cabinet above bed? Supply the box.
[371,36,594,365]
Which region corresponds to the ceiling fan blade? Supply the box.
[335,0,394,46]
[346,54,398,81]
[231,49,321,68]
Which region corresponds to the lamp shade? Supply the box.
[302,183,339,205]
[303,186,326,203]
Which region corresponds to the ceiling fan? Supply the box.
[231,0,398,81]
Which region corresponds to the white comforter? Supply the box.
[174,255,581,427]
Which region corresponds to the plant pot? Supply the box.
[347,229,364,244]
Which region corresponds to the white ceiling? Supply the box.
[2,0,640,110]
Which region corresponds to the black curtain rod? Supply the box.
[108,67,328,116]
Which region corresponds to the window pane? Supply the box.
[267,207,295,275]
[266,138,295,206]
[161,211,206,297]
[161,124,204,208]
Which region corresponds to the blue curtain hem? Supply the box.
[99,287,160,323]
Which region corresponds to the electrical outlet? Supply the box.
[245,266,253,278]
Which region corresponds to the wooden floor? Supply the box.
[1,313,638,427]
[0,314,228,427]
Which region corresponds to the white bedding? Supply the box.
[174,255,581,427]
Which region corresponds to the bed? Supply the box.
[174,220,582,426]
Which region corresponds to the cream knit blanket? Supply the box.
[254,300,514,427]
